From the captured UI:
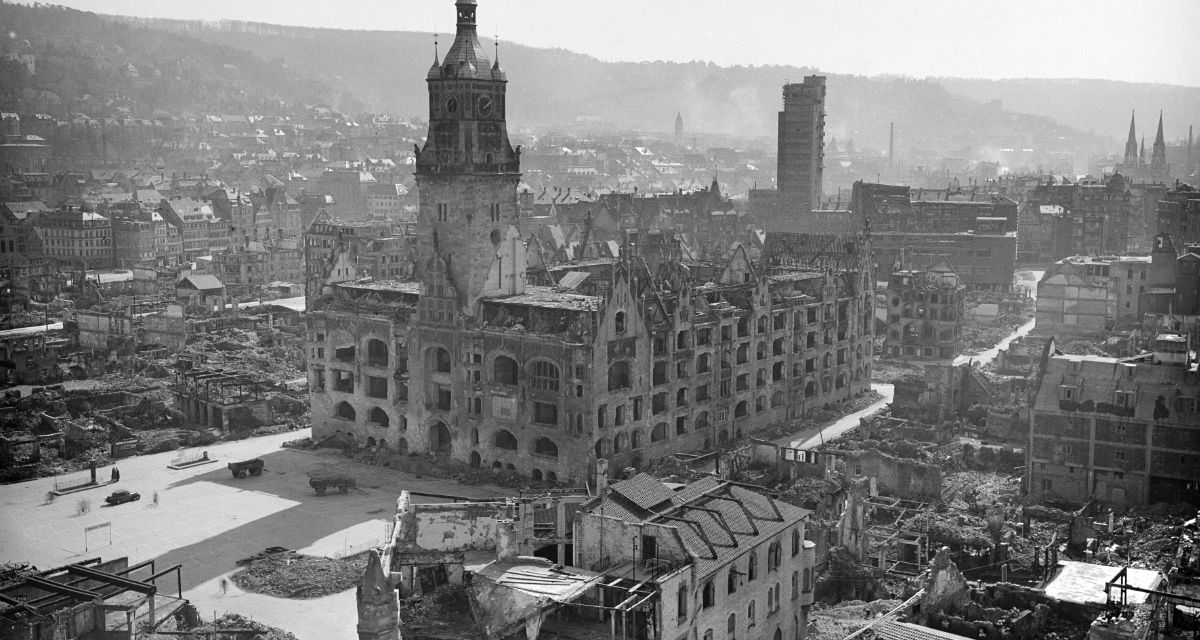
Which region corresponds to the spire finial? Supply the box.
[433,31,440,63]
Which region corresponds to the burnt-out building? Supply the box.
[304,0,874,484]
[1027,334,1200,507]
[881,262,966,361]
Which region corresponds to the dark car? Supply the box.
[104,490,141,505]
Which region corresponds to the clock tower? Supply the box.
[415,0,522,316]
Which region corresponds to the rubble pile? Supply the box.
[230,552,367,599]
[142,612,299,640]
[808,599,903,640]
[399,584,479,639]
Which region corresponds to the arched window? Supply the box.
[367,407,389,427]
[613,432,625,453]
[651,423,668,442]
[773,338,785,356]
[836,373,846,389]
[533,437,559,458]
[747,552,757,580]
[471,428,479,445]
[494,429,518,450]
[429,422,452,455]
[727,568,738,594]
[335,401,356,421]
[792,571,799,600]
[630,430,641,449]
[532,469,543,481]
[727,614,737,636]
[771,390,785,408]
[608,361,630,390]
[493,355,518,385]
[792,529,801,556]
[594,439,607,459]
[748,599,756,626]
[615,311,626,334]
[702,581,715,608]
[677,584,688,620]
[366,338,388,367]
[734,401,748,418]
[529,360,560,391]
[805,381,817,398]
[756,342,767,360]
[469,451,481,468]
[737,317,749,337]
[431,346,451,373]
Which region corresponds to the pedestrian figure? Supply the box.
[152,491,159,506]
[77,499,89,515]
[111,467,120,483]
[220,578,228,595]
[46,491,55,504]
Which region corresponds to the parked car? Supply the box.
[104,490,141,505]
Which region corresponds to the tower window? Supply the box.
[437,203,449,222]
[490,203,501,222]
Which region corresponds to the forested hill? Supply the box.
[4,3,1197,158]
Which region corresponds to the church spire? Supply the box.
[1151,110,1167,170]
[1123,110,1138,166]
[1140,136,1147,165]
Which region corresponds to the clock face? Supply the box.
[445,97,459,114]
[477,95,493,117]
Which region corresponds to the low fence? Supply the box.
[54,472,96,492]
[170,450,208,467]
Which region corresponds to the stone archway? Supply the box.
[429,421,452,456]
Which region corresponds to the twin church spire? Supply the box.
[1124,110,1168,170]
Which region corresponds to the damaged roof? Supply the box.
[482,285,601,312]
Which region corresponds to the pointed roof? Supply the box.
[433,0,492,81]
[1152,111,1167,167]
[1123,111,1138,165]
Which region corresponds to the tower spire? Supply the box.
[1151,110,1167,170]
[1123,110,1138,167]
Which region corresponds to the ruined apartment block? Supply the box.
[882,262,966,361]
[304,0,874,484]
[1028,334,1200,506]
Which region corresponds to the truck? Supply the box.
[309,474,356,496]
[228,458,265,479]
[104,490,141,505]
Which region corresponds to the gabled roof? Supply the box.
[177,274,224,291]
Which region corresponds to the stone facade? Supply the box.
[882,264,966,361]
[1027,338,1200,506]
[304,0,874,485]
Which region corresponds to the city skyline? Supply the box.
[28,0,1200,87]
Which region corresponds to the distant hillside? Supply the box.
[5,3,1198,163]
[0,3,335,116]
[936,78,1199,144]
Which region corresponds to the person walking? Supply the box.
[220,578,228,595]
[111,467,120,483]
[152,491,159,506]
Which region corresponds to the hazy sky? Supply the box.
[45,0,1200,86]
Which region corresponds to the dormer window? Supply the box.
[1114,390,1135,409]
[1059,385,1078,401]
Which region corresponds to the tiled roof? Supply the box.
[876,621,974,640]
[610,473,676,510]
[591,475,810,579]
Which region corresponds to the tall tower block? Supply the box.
[415,0,522,315]
[777,76,826,215]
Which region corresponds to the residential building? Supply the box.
[1023,175,1132,261]
[32,207,113,268]
[574,473,815,640]
[1157,183,1200,248]
[157,197,229,260]
[1027,334,1200,506]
